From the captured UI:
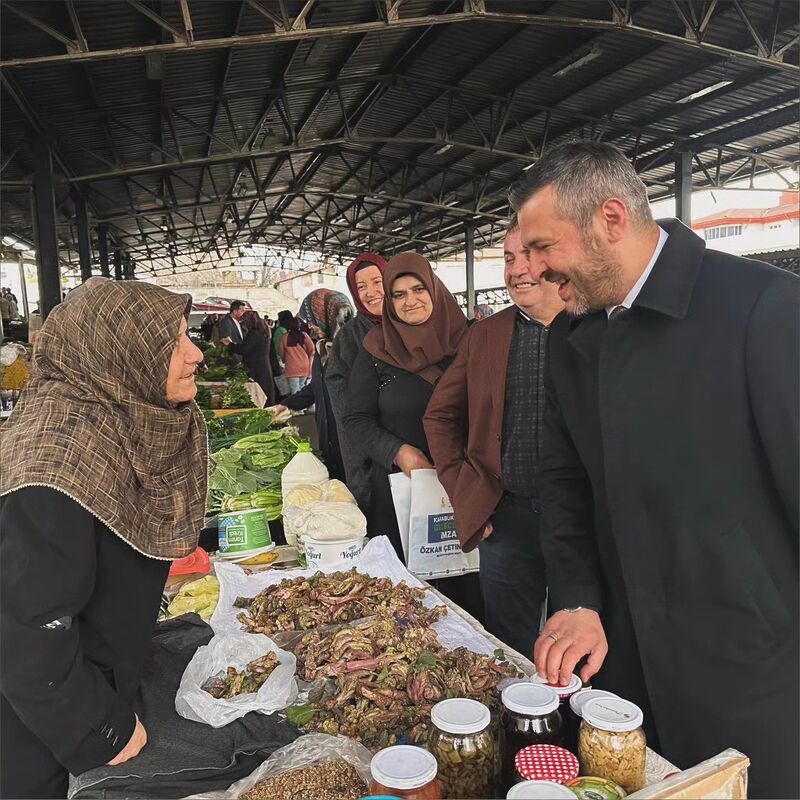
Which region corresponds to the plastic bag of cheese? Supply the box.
[283,500,366,542]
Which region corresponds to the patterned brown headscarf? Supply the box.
[0,281,208,560]
[364,252,467,384]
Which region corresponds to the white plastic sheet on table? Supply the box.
[212,535,505,658]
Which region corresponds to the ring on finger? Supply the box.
[547,632,559,643]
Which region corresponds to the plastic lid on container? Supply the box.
[569,688,619,718]
[532,672,583,699]
[370,745,438,790]
[431,698,491,734]
[507,780,578,799]
[514,745,579,784]
[502,682,560,716]
[582,696,644,732]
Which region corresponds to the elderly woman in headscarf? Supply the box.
[0,281,207,799]
[343,254,483,617]
[325,253,387,510]
[275,289,354,481]
[222,309,274,404]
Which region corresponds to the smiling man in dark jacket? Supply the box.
[510,140,798,799]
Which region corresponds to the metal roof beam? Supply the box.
[3,2,82,53]
[124,0,187,43]
[3,7,797,74]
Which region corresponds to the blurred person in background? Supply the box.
[222,310,275,405]
[326,253,387,510]
[276,289,355,481]
[217,300,246,345]
[280,317,315,394]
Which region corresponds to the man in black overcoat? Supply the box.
[509,141,798,799]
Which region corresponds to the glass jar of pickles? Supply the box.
[500,683,562,792]
[578,697,646,793]
[429,698,495,800]
[565,689,618,755]
[369,745,442,800]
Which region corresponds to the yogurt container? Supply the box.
[304,534,366,567]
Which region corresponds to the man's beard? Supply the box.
[564,234,624,317]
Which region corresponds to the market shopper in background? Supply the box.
[272,309,294,396]
[326,253,388,510]
[0,281,207,799]
[471,303,494,322]
[425,221,564,656]
[343,252,483,620]
[222,309,275,404]
[280,316,316,393]
[276,289,355,482]
[218,299,246,344]
[509,140,799,799]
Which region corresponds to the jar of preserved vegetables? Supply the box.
[369,745,442,800]
[564,689,618,755]
[579,697,646,794]
[429,698,494,800]
[500,683,562,792]
[514,744,579,786]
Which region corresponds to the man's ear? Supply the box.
[596,197,629,245]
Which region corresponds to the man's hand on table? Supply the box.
[107,715,147,766]
[534,608,608,685]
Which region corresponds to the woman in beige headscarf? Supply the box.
[0,280,206,798]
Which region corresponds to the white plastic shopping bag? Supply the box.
[175,634,298,728]
[391,468,479,580]
[388,471,412,560]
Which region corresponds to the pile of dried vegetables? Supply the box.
[285,616,521,750]
[240,759,366,800]
[234,569,436,635]
[202,653,280,699]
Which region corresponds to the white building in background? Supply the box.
[690,190,799,259]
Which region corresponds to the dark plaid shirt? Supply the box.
[501,310,548,498]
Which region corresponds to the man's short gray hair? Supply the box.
[508,140,653,231]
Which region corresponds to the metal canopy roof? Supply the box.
[1,0,798,277]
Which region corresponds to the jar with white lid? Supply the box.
[532,672,583,705]
[578,696,646,793]
[369,745,441,800]
[507,779,577,799]
[564,688,618,755]
[500,683,562,792]
[429,698,494,800]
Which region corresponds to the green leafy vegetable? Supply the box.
[222,379,255,409]
[285,704,317,727]
[415,650,438,670]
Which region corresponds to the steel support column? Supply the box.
[675,150,693,225]
[17,252,29,319]
[113,249,123,280]
[73,189,93,282]
[31,139,62,318]
[123,257,135,280]
[97,222,110,277]
[465,223,475,317]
